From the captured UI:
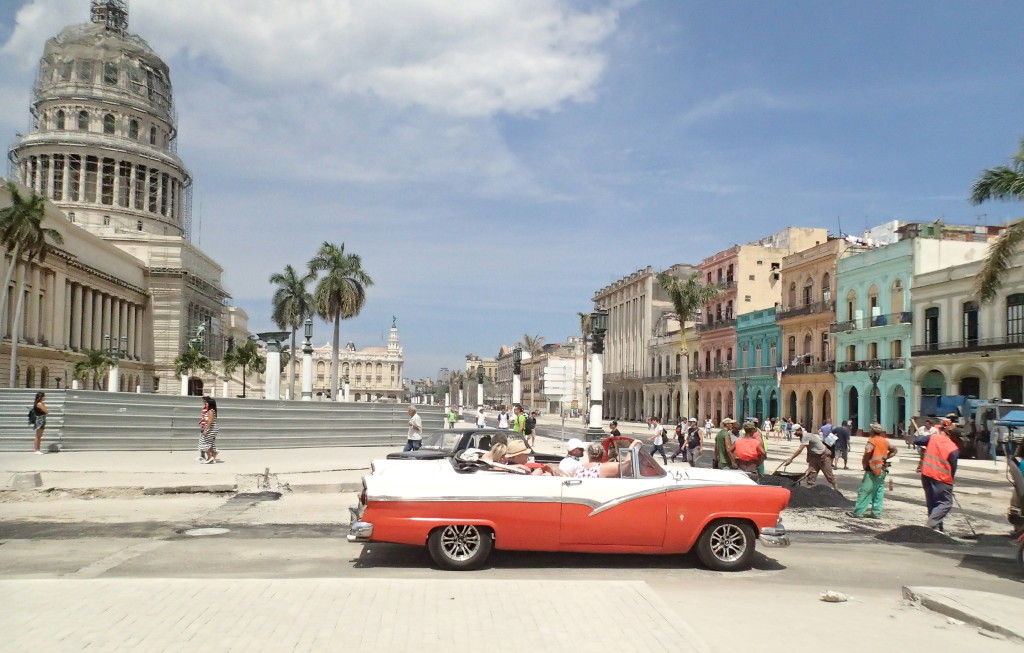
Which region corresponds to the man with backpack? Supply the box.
[685,417,703,466]
[525,410,538,447]
[670,419,687,463]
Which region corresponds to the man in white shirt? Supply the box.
[648,416,668,464]
[404,406,422,452]
[497,406,510,429]
[476,408,487,429]
[559,438,586,476]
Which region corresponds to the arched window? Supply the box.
[821,272,831,302]
[129,119,139,139]
[788,282,797,308]
[55,110,65,130]
[103,113,115,134]
[149,126,157,145]
[821,332,829,361]
[868,285,880,315]
[769,341,777,366]
[802,333,812,361]
[803,277,814,306]
[846,290,857,322]
[891,278,905,314]
[1007,294,1024,342]
[725,300,733,319]
[754,343,762,368]
[77,110,89,130]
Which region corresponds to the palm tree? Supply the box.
[174,342,213,395]
[521,333,545,409]
[971,137,1024,303]
[309,242,373,400]
[221,338,265,398]
[269,264,314,399]
[72,348,115,389]
[658,271,721,420]
[1,182,63,386]
[577,312,591,406]
[448,370,465,407]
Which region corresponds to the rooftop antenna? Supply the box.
[91,0,129,34]
[836,215,844,238]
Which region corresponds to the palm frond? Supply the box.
[975,221,1024,303]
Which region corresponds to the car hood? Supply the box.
[671,468,757,486]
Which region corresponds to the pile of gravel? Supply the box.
[875,525,960,545]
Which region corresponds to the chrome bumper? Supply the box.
[347,504,372,542]
[760,521,790,547]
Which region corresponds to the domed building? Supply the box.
[2,0,247,395]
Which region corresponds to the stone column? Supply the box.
[92,290,103,349]
[58,276,70,349]
[101,294,111,346]
[71,283,83,350]
[61,154,69,202]
[26,264,41,342]
[265,339,282,401]
[119,300,128,350]
[81,287,92,350]
[127,304,136,359]
[135,307,145,361]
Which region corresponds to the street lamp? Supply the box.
[868,365,882,424]
[512,346,523,405]
[741,377,750,421]
[301,318,314,401]
[476,364,484,408]
[586,308,609,441]
[104,334,127,392]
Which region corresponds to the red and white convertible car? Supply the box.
[349,444,790,571]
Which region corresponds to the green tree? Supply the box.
[0,182,63,386]
[309,242,373,401]
[222,338,265,398]
[971,137,1024,303]
[577,312,591,406]
[658,270,721,420]
[447,369,465,407]
[269,264,314,399]
[521,333,545,409]
[174,342,213,395]
[72,348,115,390]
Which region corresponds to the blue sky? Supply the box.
[2,0,1022,378]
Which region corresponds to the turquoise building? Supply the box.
[734,307,782,421]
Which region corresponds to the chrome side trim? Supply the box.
[347,521,374,542]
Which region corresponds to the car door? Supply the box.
[558,475,667,548]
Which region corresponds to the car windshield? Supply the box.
[420,431,463,451]
[635,447,666,478]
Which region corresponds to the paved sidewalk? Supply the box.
[904,586,1024,643]
[0,578,710,653]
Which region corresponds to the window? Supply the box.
[892,340,903,358]
[924,307,939,349]
[1008,294,1024,343]
[118,161,131,207]
[52,155,64,200]
[962,301,979,345]
[101,158,115,205]
[150,126,157,145]
[787,336,796,363]
[757,260,764,266]
[821,332,829,361]
[803,278,814,306]
[55,110,65,130]
[891,279,905,314]
[748,275,755,281]
[84,156,98,202]
[136,220,143,231]
[846,344,856,361]
[128,119,138,139]
[867,342,878,360]
[754,343,762,367]
[744,295,751,302]
[803,334,812,361]
[868,285,879,314]
[822,273,831,302]
[60,60,73,81]
[102,215,110,226]
[769,342,777,365]
[725,300,733,319]
[726,264,734,282]
[77,110,89,130]
[67,211,75,223]
[103,61,118,85]
[846,290,857,322]
[788,283,797,308]
[78,60,93,82]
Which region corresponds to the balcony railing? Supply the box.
[835,358,907,373]
[716,279,737,291]
[911,335,1024,356]
[830,311,912,333]
[696,317,737,333]
[783,361,835,375]
[734,366,779,379]
[690,365,779,380]
[690,365,733,379]
[777,300,835,321]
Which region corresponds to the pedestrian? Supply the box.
[512,405,527,435]
[497,406,510,430]
[476,407,487,429]
[714,418,737,470]
[832,420,852,469]
[848,423,896,518]
[773,417,783,441]
[648,416,668,464]
[704,417,714,439]
[684,418,703,465]
[734,421,766,473]
[670,419,687,462]
[31,392,48,454]
[447,406,458,429]
[785,417,794,441]
[526,410,539,447]
[403,405,423,452]
[609,420,621,438]
[559,438,586,476]
[784,423,838,490]
[199,396,219,463]
[916,420,960,531]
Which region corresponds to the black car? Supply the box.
[387,428,560,463]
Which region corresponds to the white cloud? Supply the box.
[677,88,792,126]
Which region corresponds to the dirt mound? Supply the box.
[875,525,960,545]
[786,484,854,509]
[758,474,799,487]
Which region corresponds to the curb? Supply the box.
[903,586,1024,643]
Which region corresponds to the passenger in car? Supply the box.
[480,433,509,462]
[574,442,626,479]
[500,440,560,475]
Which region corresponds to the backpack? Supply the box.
[688,428,701,448]
[27,406,37,424]
[525,416,537,433]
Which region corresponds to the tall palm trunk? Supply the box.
[8,261,27,387]
[0,243,21,342]
[581,335,588,407]
[288,327,297,400]
[330,311,340,400]
[679,343,690,421]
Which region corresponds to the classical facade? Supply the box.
[307,323,404,402]
[3,1,242,394]
[911,250,1024,405]
[833,225,992,434]
[733,308,782,422]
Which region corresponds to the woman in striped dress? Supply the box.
[199,396,219,463]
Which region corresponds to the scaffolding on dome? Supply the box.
[91,0,129,34]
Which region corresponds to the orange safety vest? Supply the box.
[921,434,957,484]
[866,436,890,476]
[735,437,761,461]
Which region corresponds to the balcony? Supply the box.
[696,318,737,333]
[911,335,1024,356]
[830,311,912,333]
[783,361,835,375]
[733,365,779,379]
[835,358,907,373]
[716,279,737,291]
[776,300,835,321]
[690,365,733,380]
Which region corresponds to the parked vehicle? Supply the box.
[385,428,559,463]
[918,395,1024,458]
[349,440,790,571]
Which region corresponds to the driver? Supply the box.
[495,440,560,475]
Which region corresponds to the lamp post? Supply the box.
[476,364,484,408]
[741,377,750,422]
[104,334,127,392]
[512,346,523,405]
[301,319,314,401]
[868,366,882,424]
[585,308,609,441]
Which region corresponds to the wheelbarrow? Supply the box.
[756,460,808,488]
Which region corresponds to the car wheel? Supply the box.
[427,525,493,570]
[696,519,756,571]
